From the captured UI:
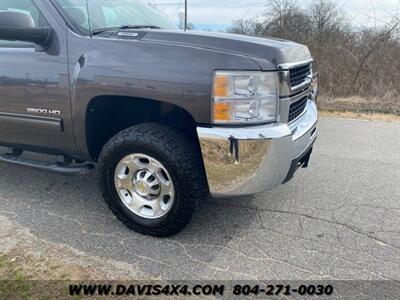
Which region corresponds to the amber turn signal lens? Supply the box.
[213,75,229,97]
[213,102,230,122]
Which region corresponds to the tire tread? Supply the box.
[98,123,208,237]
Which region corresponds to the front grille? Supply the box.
[288,96,308,122]
[289,64,311,87]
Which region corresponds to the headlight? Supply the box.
[212,71,278,124]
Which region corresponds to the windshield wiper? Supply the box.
[120,25,161,30]
[92,25,161,35]
[92,27,120,35]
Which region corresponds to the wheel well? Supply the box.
[86,96,199,161]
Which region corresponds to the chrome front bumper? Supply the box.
[197,99,318,197]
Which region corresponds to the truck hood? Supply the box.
[140,30,312,70]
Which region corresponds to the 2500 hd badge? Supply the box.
[27,108,61,115]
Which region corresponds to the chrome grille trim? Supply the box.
[277,59,314,70]
[288,96,308,123]
[277,59,313,97]
[289,64,312,87]
[277,59,314,124]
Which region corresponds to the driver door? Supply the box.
[0,0,74,153]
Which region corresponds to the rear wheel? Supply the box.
[98,123,208,237]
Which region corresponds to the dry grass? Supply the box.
[0,216,149,299]
[319,110,400,121]
[317,96,400,121]
[318,96,400,116]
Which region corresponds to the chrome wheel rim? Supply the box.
[114,154,175,219]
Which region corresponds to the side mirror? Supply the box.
[0,11,52,49]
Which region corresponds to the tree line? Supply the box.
[228,0,400,106]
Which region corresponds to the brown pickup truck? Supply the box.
[0,0,318,236]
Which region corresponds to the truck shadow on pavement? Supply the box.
[1,137,400,281]
[0,162,273,280]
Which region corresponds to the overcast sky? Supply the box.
[150,0,400,29]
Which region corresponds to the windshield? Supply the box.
[54,0,176,34]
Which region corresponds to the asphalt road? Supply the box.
[0,117,399,280]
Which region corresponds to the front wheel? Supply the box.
[98,123,208,237]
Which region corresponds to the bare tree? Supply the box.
[309,0,341,36]
[266,0,298,30]
[230,18,259,35]
[228,0,400,108]
[263,0,306,38]
[352,20,400,85]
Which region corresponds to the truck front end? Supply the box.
[197,60,318,197]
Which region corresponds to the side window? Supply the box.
[0,0,48,47]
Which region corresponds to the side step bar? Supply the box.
[0,149,95,176]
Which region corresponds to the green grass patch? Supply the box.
[0,254,68,299]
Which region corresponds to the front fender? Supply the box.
[66,30,261,159]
